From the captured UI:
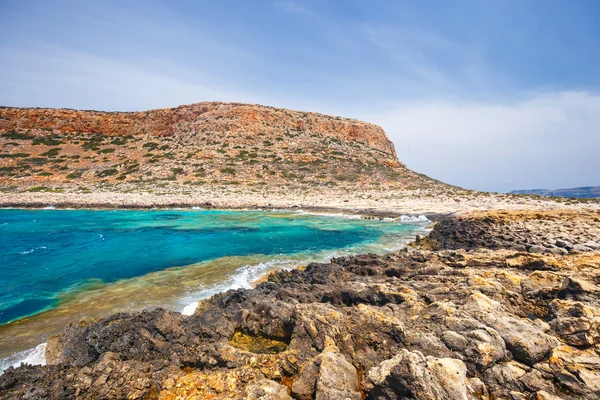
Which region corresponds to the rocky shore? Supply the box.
[1,209,600,399]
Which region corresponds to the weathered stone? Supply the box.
[2,210,600,400]
[571,244,593,253]
[462,292,558,365]
[367,349,467,400]
[246,379,293,400]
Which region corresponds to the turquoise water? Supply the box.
[0,209,426,327]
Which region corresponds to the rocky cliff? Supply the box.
[0,102,439,190]
[1,209,599,399]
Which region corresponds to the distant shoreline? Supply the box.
[0,202,443,221]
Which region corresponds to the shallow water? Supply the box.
[0,208,427,370]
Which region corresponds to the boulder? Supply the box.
[247,379,293,400]
[292,339,361,400]
[367,349,468,400]
[462,293,558,365]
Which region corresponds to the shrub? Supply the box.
[96,168,118,177]
[27,186,49,192]
[97,148,115,154]
[28,157,49,165]
[66,172,83,179]
[171,167,184,175]
[0,153,29,158]
[41,148,61,157]
[110,137,128,145]
[32,136,63,146]
[2,130,34,140]
[220,167,236,175]
[143,142,159,151]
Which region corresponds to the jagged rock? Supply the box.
[551,318,593,346]
[366,349,468,400]
[314,345,361,400]
[2,210,600,399]
[461,292,559,365]
[529,245,549,254]
[572,244,593,253]
[582,241,600,250]
[246,379,293,400]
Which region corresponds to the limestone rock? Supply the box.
[247,380,293,400]
[367,349,468,400]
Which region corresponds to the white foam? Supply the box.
[179,258,299,315]
[43,206,56,210]
[0,342,47,374]
[20,246,47,255]
[181,301,198,315]
[295,210,362,219]
[399,215,429,223]
[191,206,203,210]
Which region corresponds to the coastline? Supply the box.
[2,207,599,399]
[2,186,599,217]
[0,208,430,371]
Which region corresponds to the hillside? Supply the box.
[511,186,600,199]
[0,102,440,191]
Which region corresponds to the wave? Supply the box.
[179,258,301,315]
[20,246,47,255]
[0,213,429,373]
[295,210,363,219]
[399,215,429,222]
[176,226,428,315]
[0,343,46,374]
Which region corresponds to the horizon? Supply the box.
[1,0,598,192]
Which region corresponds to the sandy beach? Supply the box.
[2,185,599,216]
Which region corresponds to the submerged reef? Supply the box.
[1,209,600,399]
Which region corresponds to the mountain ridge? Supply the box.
[511,186,600,198]
[0,101,442,190]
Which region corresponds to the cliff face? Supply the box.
[0,102,397,157]
[0,102,437,189]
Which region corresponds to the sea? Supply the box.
[0,208,429,372]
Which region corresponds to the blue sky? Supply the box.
[1,0,599,192]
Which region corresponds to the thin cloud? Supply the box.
[0,46,261,111]
[364,91,600,192]
[273,1,312,16]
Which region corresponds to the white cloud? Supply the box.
[0,46,263,111]
[364,91,600,192]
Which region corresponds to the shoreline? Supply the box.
[1,202,447,220]
[0,209,429,369]
[2,208,599,399]
[2,189,598,222]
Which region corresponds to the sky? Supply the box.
[0,0,598,192]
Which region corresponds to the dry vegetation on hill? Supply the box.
[0,102,441,192]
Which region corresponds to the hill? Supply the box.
[511,186,600,199]
[0,102,441,191]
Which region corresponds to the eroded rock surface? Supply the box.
[1,210,599,399]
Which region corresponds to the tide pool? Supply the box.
[0,208,427,368]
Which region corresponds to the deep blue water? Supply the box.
[0,209,422,326]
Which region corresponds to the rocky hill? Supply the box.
[511,186,600,199]
[0,102,440,191]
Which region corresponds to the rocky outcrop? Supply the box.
[0,103,397,156]
[1,210,599,399]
